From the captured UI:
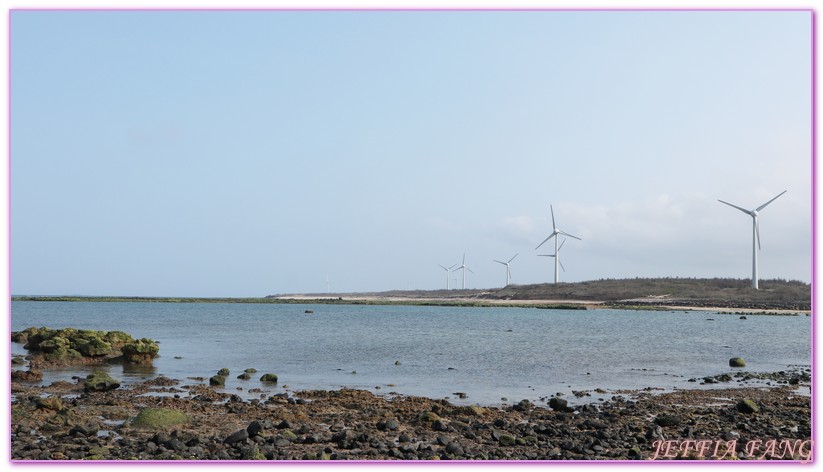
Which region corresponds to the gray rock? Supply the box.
[224,429,249,445]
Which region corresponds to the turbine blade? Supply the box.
[449,264,457,270]
[537,254,551,257]
[756,190,787,212]
[438,264,448,271]
[558,239,566,251]
[718,199,751,215]
[559,260,566,272]
[493,260,505,265]
[508,253,519,263]
[535,233,556,250]
[466,267,474,274]
[558,231,582,241]
[550,205,557,230]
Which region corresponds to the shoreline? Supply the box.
[12,295,811,315]
[10,372,812,461]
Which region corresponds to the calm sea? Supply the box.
[10,301,812,405]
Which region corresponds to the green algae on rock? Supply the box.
[130,407,190,429]
[11,327,159,368]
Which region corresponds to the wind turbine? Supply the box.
[718,190,786,290]
[452,253,474,290]
[438,263,457,290]
[538,239,567,274]
[535,205,581,284]
[493,254,518,287]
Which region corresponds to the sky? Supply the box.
[9,9,813,297]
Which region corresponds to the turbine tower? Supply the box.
[438,263,456,290]
[452,253,474,290]
[538,239,567,274]
[535,205,581,284]
[493,254,518,287]
[718,190,786,290]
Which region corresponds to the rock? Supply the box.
[130,408,189,429]
[394,361,401,365]
[654,415,681,427]
[247,421,264,437]
[384,419,399,431]
[120,339,159,364]
[11,369,42,382]
[259,373,278,383]
[244,368,257,373]
[498,434,516,446]
[35,396,63,411]
[736,399,760,414]
[417,411,442,422]
[739,316,747,320]
[513,399,532,411]
[84,371,120,392]
[224,429,249,445]
[209,375,226,387]
[432,420,449,432]
[729,357,746,367]
[237,373,251,380]
[548,397,568,411]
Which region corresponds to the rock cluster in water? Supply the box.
[11,327,160,370]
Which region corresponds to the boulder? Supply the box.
[654,415,682,427]
[237,372,251,380]
[209,375,226,386]
[259,373,278,383]
[217,368,230,376]
[84,371,120,392]
[11,369,42,382]
[548,397,568,411]
[131,407,189,429]
[729,357,746,368]
[121,339,159,365]
[736,399,760,414]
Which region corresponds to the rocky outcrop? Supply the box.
[11,327,159,369]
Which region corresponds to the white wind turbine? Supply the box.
[493,254,518,287]
[535,205,581,284]
[718,190,786,290]
[438,263,457,290]
[538,238,567,274]
[452,253,474,290]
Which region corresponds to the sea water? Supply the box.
[10,301,811,405]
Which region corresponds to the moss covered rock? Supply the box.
[12,327,160,368]
[84,371,120,392]
[209,375,226,386]
[259,373,278,383]
[237,372,251,380]
[217,368,230,376]
[736,399,760,414]
[729,357,746,367]
[121,339,159,364]
[130,407,189,429]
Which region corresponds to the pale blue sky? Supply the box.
[11,10,812,296]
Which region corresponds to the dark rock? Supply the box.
[549,397,568,411]
[224,429,249,445]
[736,399,759,414]
[247,421,264,437]
[654,415,681,427]
[217,368,230,376]
[209,375,226,386]
[260,373,278,383]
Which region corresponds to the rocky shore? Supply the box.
[11,371,811,462]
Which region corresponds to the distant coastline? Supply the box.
[12,277,811,314]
